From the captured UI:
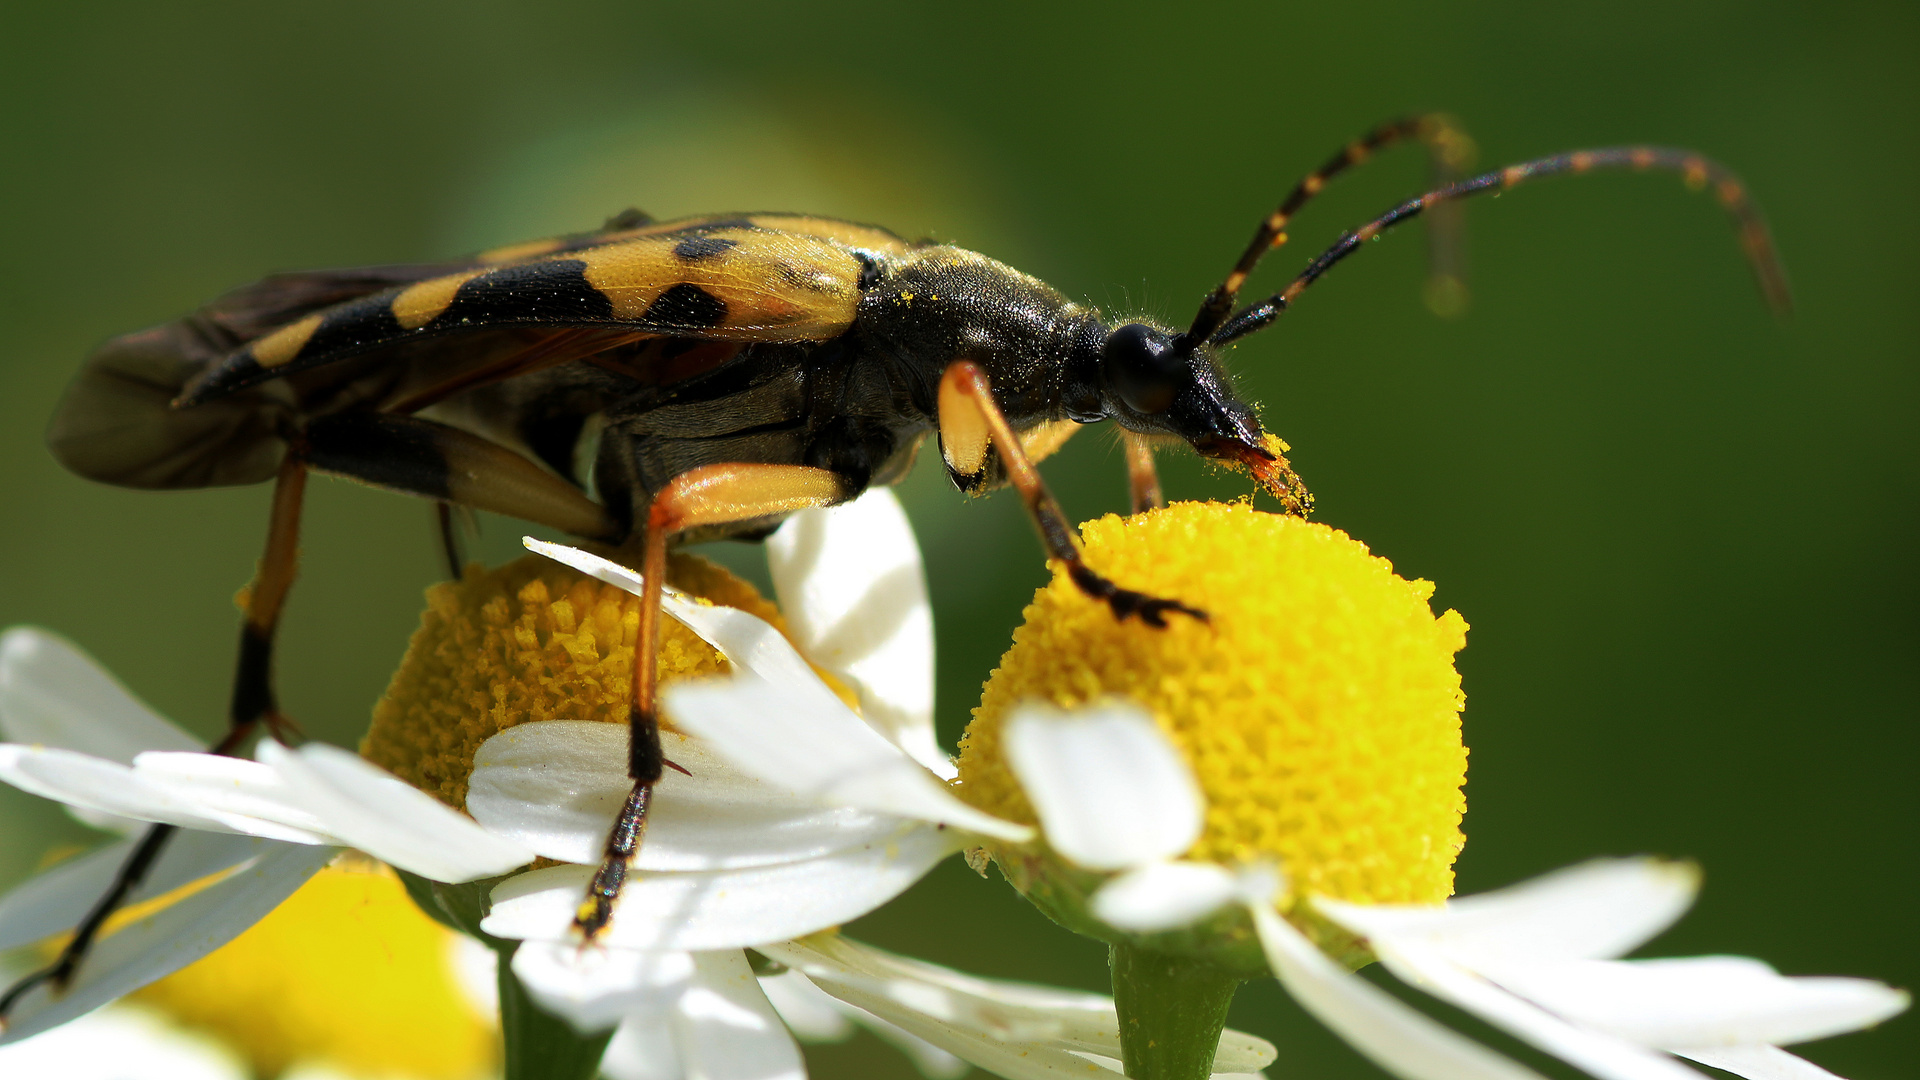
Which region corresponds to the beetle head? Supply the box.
[1098,321,1312,514]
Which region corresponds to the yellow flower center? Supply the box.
[130,860,493,1079]
[361,551,785,808]
[956,501,1468,907]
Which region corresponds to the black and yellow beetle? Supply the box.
[8,116,1788,1013]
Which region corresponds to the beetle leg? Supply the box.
[233,453,308,743]
[574,463,852,940]
[939,361,1204,627]
[0,454,310,1024]
[433,502,463,580]
[1123,432,1165,514]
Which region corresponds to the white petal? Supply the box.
[763,937,1128,1080]
[602,1012,683,1080]
[0,1003,248,1079]
[783,978,1123,1078]
[0,843,332,1045]
[759,970,855,1042]
[63,805,144,836]
[1365,937,1706,1080]
[760,934,1277,1075]
[510,941,696,1032]
[1248,901,1551,1080]
[530,538,1020,840]
[0,742,327,845]
[1004,701,1202,870]
[132,751,334,844]
[483,825,956,951]
[1091,860,1238,932]
[665,676,1028,842]
[1495,956,1910,1049]
[468,724,913,869]
[1319,859,1699,967]
[767,489,950,778]
[0,832,277,951]
[525,538,655,598]
[763,934,1110,1041]
[839,1001,971,1079]
[1676,1045,1846,1080]
[0,628,202,762]
[256,741,533,881]
[671,950,805,1080]
[765,967,969,1077]
[0,745,259,835]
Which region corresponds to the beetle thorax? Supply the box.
[858,246,1106,426]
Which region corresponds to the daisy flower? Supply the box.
[0,492,937,1060]
[485,492,1271,1079]
[0,487,1270,1080]
[0,492,959,1077]
[992,700,1907,1080]
[0,858,499,1080]
[654,500,1908,1080]
[0,626,530,1044]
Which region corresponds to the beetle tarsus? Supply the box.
[0,819,182,1026]
[1068,563,1208,627]
[575,781,651,939]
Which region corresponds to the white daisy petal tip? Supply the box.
[1231,862,1285,908]
[1517,957,1914,1050]
[1245,898,1554,1080]
[254,740,535,882]
[758,969,856,1042]
[1004,700,1203,871]
[659,677,1030,844]
[1091,860,1238,933]
[509,939,697,1033]
[765,488,945,774]
[0,627,203,762]
[522,537,646,595]
[763,933,1279,1080]
[1678,1043,1857,1080]
[1317,856,1706,966]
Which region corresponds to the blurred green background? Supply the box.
[0,1,1912,1076]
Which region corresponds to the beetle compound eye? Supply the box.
[1102,322,1186,415]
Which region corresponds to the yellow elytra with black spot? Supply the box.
[193,215,901,391]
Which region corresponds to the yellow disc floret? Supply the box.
[362,551,784,808]
[131,860,494,1080]
[956,501,1468,908]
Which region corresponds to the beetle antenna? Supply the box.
[1176,114,1476,352]
[1208,146,1792,347]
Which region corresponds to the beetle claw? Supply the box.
[1068,563,1208,627]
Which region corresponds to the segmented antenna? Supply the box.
[1209,146,1792,347]
[1177,115,1476,352]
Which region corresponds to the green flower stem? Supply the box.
[1111,942,1243,1080]
[399,870,615,1080]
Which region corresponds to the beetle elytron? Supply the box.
[4,115,1787,1017]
